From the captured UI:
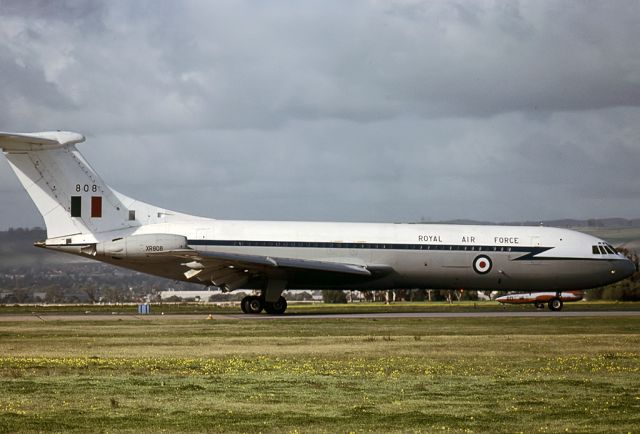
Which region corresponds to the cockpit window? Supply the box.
[592,243,619,255]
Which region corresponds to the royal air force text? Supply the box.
[417,235,520,244]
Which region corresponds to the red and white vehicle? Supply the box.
[496,291,584,311]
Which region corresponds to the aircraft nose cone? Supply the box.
[613,258,637,280]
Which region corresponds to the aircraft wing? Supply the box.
[151,248,387,289]
[199,250,372,275]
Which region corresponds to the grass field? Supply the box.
[0,315,639,433]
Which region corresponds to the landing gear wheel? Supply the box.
[534,302,544,309]
[264,296,287,315]
[246,296,264,314]
[548,298,563,311]
[240,296,250,313]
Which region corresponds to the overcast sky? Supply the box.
[1,0,639,229]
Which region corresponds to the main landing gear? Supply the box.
[240,295,288,315]
[240,279,288,315]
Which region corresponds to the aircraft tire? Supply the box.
[264,296,287,315]
[240,296,250,314]
[246,296,264,314]
[548,298,563,311]
[534,302,544,309]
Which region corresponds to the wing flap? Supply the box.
[275,257,371,276]
[199,251,279,268]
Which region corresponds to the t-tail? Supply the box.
[0,131,177,245]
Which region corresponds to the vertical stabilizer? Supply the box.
[0,131,167,240]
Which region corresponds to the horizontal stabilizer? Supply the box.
[0,131,85,151]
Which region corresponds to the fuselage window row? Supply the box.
[189,240,518,252]
[228,242,613,256]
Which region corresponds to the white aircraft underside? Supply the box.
[0,131,636,314]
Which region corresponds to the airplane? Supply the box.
[0,130,636,314]
[496,290,584,311]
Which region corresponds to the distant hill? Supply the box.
[0,228,90,269]
[0,228,87,266]
[501,218,640,228]
[433,218,640,228]
[572,227,640,251]
[0,228,200,302]
[412,218,640,249]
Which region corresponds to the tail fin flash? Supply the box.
[0,131,166,240]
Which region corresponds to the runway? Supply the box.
[1,310,639,322]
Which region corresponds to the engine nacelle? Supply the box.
[96,234,187,259]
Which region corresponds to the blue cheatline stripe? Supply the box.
[186,239,552,256]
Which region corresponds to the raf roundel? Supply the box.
[473,255,492,274]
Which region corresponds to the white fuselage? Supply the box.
[80,218,635,292]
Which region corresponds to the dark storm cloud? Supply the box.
[0,0,638,229]
[133,0,640,127]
